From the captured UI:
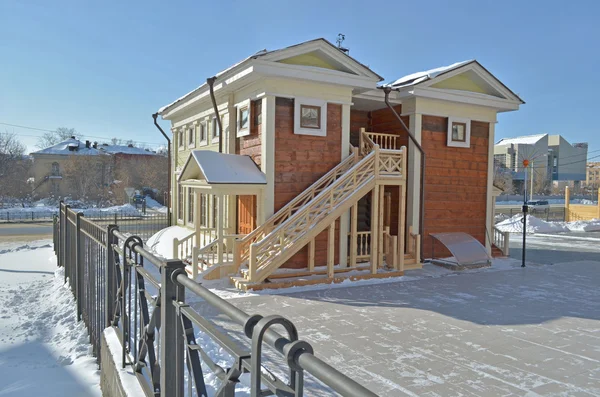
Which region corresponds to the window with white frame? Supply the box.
[187,126,195,148]
[447,117,471,148]
[178,129,184,149]
[177,185,184,221]
[237,100,250,137]
[212,116,220,142]
[199,121,207,144]
[211,195,218,228]
[294,98,327,136]
[200,193,207,226]
[187,188,194,224]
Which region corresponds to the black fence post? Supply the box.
[63,205,70,283]
[160,260,185,397]
[105,224,118,328]
[75,213,83,320]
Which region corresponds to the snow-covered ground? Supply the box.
[0,240,100,396]
[496,198,597,205]
[496,214,600,234]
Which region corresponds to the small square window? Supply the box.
[188,127,195,147]
[300,105,321,129]
[446,117,471,148]
[239,107,249,131]
[451,122,466,142]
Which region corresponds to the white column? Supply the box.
[406,113,422,239]
[485,122,496,254]
[261,95,276,221]
[338,103,351,267]
[216,193,223,265]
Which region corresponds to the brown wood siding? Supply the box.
[421,116,490,258]
[274,98,342,268]
[236,99,262,166]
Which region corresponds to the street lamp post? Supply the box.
[522,159,529,268]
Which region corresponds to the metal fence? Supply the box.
[495,206,566,222]
[54,202,377,397]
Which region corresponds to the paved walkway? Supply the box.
[196,260,600,396]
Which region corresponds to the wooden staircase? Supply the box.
[230,130,419,290]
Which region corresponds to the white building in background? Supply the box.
[494,133,587,192]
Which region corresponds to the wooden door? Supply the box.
[237,195,257,235]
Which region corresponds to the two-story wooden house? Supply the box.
[157,38,523,290]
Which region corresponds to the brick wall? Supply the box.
[274,98,342,268]
[236,99,262,166]
[421,116,490,258]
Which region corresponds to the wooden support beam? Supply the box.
[308,238,315,272]
[350,204,358,267]
[370,187,379,274]
[328,222,335,278]
[378,185,385,268]
[399,185,405,272]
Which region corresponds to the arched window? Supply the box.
[51,162,59,176]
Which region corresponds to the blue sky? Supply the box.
[1,0,598,155]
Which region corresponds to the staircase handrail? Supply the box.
[236,146,360,265]
[248,148,379,281]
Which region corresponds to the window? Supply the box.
[446,117,471,148]
[238,106,249,135]
[187,188,194,223]
[178,129,184,149]
[178,185,184,221]
[200,194,207,226]
[188,126,195,148]
[212,195,218,228]
[294,98,327,136]
[300,105,321,129]
[253,100,262,126]
[199,122,207,144]
[212,116,220,141]
[51,162,60,176]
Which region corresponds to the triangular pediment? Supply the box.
[258,39,383,81]
[421,61,524,103]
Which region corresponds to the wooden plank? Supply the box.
[328,222,335,278]
[370,186,379,274]
[378,185,385,267]
[399,185,405,272]
[350,204,358,267]
[308,238,315,271]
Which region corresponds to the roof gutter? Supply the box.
[151,113,172,226]
[207,77,223,153]
[380,86,425,260]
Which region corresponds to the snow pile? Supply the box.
[78,203,140,216]
[495,215,569,234]
[144,195,168,213]
[146,225,194,259]
[0,241,100,395]
[496,215,600,234]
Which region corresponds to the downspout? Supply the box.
[152,113,172,226]
[207,77,223,153]
[381,87,425,260]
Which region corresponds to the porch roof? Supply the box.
[178,150,266,186]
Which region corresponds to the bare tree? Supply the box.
[0,132,30,201]
[36,127,78,149]
[493,162,513,194]
[63,154,112,203]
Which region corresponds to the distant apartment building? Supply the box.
[494,134,588,192]
[584,162,600,189]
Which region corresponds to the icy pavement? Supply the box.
[0,240,100,396]
[193,259,600,396]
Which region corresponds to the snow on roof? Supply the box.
[383,60,474,88]
[31,138,105,156]
[98,145,157,155]
[180,151,266,185]
[496,134,548,146]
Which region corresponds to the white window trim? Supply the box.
[294,97,327,137]
[187,125,196,149]
[178,129,185,150]
[236,99,250,137]
[177,184,184,224]
[187,187,195,226]
[447,117,471,148]
[211,116,220,144]
[198,121,208,146]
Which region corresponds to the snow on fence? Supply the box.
[54,202,377,397]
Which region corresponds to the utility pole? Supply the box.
[522,159,529,268]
